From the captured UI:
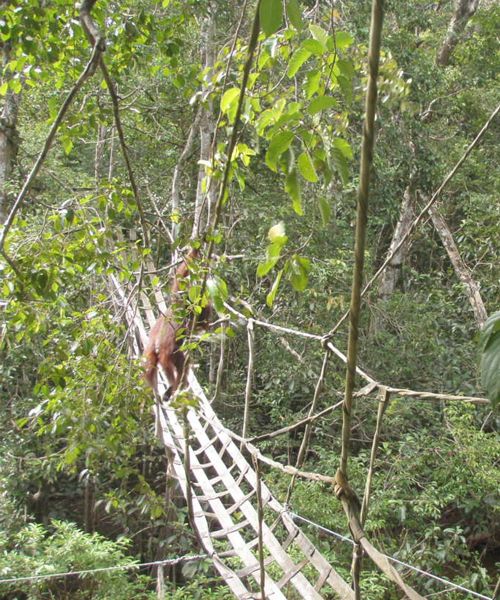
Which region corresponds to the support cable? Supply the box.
[289,512,493,600]
[0,554,209,586]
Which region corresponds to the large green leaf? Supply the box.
[318,196,331,225]
[298,151,318,182]
[265,130,294,172]
[260,0,283,37]
[479,311,500,408]
[302,39,325,56]
[288,255,311,291]
[305,69,321,98]
[285,168,302,215]
[308,95,336,115]
[286,0,304,30]
[287,46,311,77]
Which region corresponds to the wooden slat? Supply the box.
[192,399,355,600]
[183,400,325,600]
[157,405,286,599]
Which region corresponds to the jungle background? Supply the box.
[0,0,498,598]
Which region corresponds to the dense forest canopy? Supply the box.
[0,0,498,598]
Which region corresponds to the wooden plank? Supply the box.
[191,395,355,600]
[183,402,325,600]
[159,405,286,599]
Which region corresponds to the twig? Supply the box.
[285,350,330,505]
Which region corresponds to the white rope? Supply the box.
[288,512,492,600]
[0,553,209,585]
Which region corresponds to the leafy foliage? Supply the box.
[0,521,155,599]
[479,311,500,408]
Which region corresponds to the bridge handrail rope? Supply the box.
[288,512,493,600]
[224,301,488,405]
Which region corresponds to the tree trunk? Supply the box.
[436,0,480,66]
[0,40,21,223]
[191,2,217,240]
[94,123,108,183]
[427,198,487,327]
[378,178,417,301]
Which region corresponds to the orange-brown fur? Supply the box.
[143,248,210,398]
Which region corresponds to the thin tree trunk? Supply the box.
[94,123,107,183]
[0,39,21,223]
[378,177,417,301]
[192,2,217,240]
[108,125,115,179]
[436,0,480,66]
[427,198,487,327]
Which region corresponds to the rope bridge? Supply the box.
[110,269,490,599]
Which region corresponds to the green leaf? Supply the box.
[286,0,304,30]
[333,137,353,159]
[309,24,328,49]
[301,39,325,55]
[298,151,318,182]
[10,79,22,94]
[308,95,336,115]
[288,255,311,291]
[0,81,9,95]
[334,31,354,49]
[285,168,302,215]
[257,257,279,277]
[332,147,349,184]
[305,70,321,98]
[221,87,240,114]
[265,130,294,172]
[266,269,283,307]
[318,196,331,225]
[207,277,228,313]
[479,311,500,408]
[287,46,311,77]
[260,0,283,37]
[61,136,73,155]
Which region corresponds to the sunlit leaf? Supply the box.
[309,24,328,49]
[302,39,325,55]
[287,46,311,77]
[305,69,321,98]
[265,130,294,172]
[334,30,354,49]
[285,168,302,215]
[298,151,318,182]
[221,87,240,114]
[308,95,336,115]
[333,137,353,159]
[266,269,283,307]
